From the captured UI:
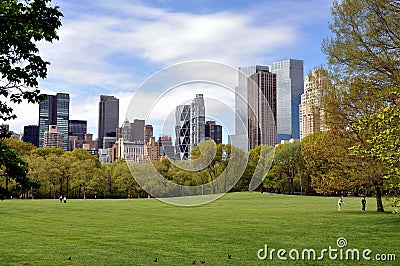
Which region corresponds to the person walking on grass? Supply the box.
[338,197,344,211]
[361,197,366,211]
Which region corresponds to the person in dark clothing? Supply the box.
[361,197,366,211]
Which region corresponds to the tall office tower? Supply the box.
[145,124,153,144]
[235,65,269,151]
[22,125,39,147]
[43,125,64,148]
[68,120,87,151]
[300,69,329,139]
[205,121,222,144]
[190,94,205,149]
[98,95,119,149]
[248,70,277,148]
[38,93,70,150]
[175,105,191,160]
[121,119,145,143]
[69,120,87,140]
[271,59,304,142]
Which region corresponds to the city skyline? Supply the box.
[1,0,334,138]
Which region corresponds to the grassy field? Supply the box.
[0,193,398,265]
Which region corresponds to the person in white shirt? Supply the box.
[338,197,344,211]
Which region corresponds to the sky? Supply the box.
[3,0,334,142]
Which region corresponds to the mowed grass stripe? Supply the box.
[0,193,398,265]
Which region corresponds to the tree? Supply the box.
[0,140,33,199]
[2,137,35,157]
[0,0,63,120]
[301,130,365,195]
[322,0,400,212]
[272,142,305,194]
[351,104,400,191]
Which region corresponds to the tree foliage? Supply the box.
[0,140,33,199]
[0,0,62,120]
[322,0,400,212]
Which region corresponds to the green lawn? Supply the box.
[0,193,398,265]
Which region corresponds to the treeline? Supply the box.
[1,132,398,201]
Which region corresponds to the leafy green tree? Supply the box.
[351,104,400,191]
[191,141,232,194]
[23,152,45,198]
[1,138,35,157]
[235,144,273,192]
[301,130,360,195]
[0,141,33,199]
[0,0,62,120]
[113,160,143,198]
[322,0,400,211]
[272,142,305,194]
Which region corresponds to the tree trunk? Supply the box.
[372,179,385,212]
[59,177,63,196]
[66,177,69,198]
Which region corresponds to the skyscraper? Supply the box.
[38,93,70,150]
[175,105,191,160]
[248,69,277,148]
[145,124,153,144]
[98,95,119,149]
[271,59,304,142]
[23,125,39,147]
[190,94,205,149]
[68,120,87,151]
[159,135,175,159]
[235,65,269,151]
[300,69,329,139]
[121,119,145,143]
[69,120,87,140]
[205,121,222,144]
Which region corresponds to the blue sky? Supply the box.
[5,0,333,141]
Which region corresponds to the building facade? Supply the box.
[38,93,70,150]
[145,125,153,144]
[175,105,191,160]
[145,136,160,162]
[271,59,304,142]
[43,125,64,148]
[205,121,222,144]
[69,120,87,140]
[190,94,205,149]
[159,135,175,159]
[70,133,97,150]
[68,120,87,151]
[248,69,277,148]
[121,119,145,143]
[300,69,329,139]
[23,125,39,147]
[98,95,119,149]
[117,138,145,163]
[235,65,269,151]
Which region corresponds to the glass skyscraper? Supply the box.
[38,93,70,150]
[271,59,304,142]
[190,94,205,150]
[175,105,191,160]
[98,95,119,149]
[248,69,277,148]
[69,120,87,141]
[235,65,269,151]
